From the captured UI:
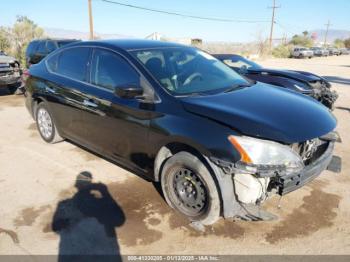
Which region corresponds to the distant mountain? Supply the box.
[44,27,133,40]
[310,29,350,43]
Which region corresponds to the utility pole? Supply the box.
[268,0,280,50]
[88,0,94,40]
[324,20,332,47]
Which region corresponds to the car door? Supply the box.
[45,46,93,144]
[82,48,153,172]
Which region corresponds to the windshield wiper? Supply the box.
[176,92,207,98]
[223,83,252,93]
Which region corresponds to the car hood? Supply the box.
[181,83,336,144]
[248,68,321,83]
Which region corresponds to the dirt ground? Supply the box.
[0,55,350,256]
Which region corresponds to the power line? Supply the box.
[268,0,281,50]
[100,0,270,24]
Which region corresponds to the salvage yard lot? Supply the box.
[0,55,350,255]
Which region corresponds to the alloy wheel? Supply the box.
[37,108,53,139]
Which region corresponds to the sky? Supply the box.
[1,0,350,42]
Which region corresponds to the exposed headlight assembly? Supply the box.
[228,135,304,174]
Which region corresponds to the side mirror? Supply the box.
[115,84,143,99]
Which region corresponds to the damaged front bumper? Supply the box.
[0,71,21,86]
[208,139,341,221]
[276,141,337,195]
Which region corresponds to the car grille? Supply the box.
[0,63,15,77]
[0,71,11,77]
[291,138,329,166]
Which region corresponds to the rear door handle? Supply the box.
[83,99,98,108]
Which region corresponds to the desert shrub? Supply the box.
[272,45,292,58]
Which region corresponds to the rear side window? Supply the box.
[46,41,57,53]
[54,47,90,82]
[91,49,139,90]
[37,41,47,54]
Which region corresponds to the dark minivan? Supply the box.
[25,39,79,68]
[25,40,340,225]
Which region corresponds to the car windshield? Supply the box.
[131,47,250,95]
[220,55,262,70]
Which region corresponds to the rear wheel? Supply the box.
[35,103,63,143]
[161,151,221,225]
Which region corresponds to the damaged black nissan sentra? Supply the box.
[24,40,341,225]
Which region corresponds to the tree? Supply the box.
[289,33,314,48]
[344,38,350,48]
[0,27,11,52]
[334,39,345,48]
[11,16,45,65]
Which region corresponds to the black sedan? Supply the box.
[213,54,338,109]
[25,40,339,225]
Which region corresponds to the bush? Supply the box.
[344,38,350,48]
[272,45,291,58]
[289,34,313,48]
[334,39,345,48]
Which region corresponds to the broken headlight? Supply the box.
[228,135,304,173]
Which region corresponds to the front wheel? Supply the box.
[161,151,221,225]
[35,102,63,143]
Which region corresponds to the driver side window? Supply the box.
[91,49,140,91]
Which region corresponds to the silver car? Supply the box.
[292,47,314,58]
[310,47,329,57]
[328,47,340,56]
[0,52,21,93]
[339,48,350,55]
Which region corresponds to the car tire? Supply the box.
[35,102,63,144]
[161,151,221,225]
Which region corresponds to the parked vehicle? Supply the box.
[213,54,338,109]
[310,47,329,56]
[339,48,350,55]
[292,47,313,58]
[0,51,21,93]
[327,47,340,56]
[25,39,80,68]
[25,40,341,225]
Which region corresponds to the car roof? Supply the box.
[30,38,79,43]
[68,39,188,51]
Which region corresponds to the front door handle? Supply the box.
[83,99,98,108]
